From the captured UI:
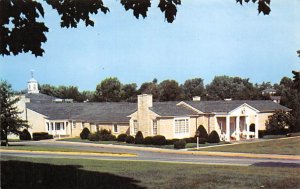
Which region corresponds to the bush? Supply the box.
[32,132,53,141]
[258,130,267,138]
[152,135,166,145]
[135,131,144,144]
[117,134,127,142]
[80,128,90,140]
[198,138,207,144]
[99,129,111,135]
[143,136,153,145]
[88,133,99,141]
[19,129,31,140]
[125,135,135,144]
[184,137,197,143]
[174,139,186,149]
[99,133,116,141]
[207,130,220,143]
[166,139,179,145]
[196,125,209,139]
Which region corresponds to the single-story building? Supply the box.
[16,76,291,141]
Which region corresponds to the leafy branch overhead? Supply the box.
[1,0,271,57]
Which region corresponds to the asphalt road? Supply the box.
[2,140,300,167]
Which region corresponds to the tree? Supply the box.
[266,110,294,134]
[158,80,182,101]
[95,77,121,102]
[121,83,137,102]
[196,125,208,139]
[0,81,28,146]
[181,78,205,100]
[138,81,159,101]
[206,76,258,100]
[1,0,271,57]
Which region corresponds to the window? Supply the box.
[153,120,157,135]
[62,122,65,130]
[174,118,189,134]
[133,120,138,134]
[51,123,54,130]
[55,123,60,130]
[46,122,49,131]
[113,124,118,133]
[73,121,76,128]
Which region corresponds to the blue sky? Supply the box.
[1,0,299,91]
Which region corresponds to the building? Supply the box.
[17,76,291,141]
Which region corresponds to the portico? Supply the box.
[215,103,259,142]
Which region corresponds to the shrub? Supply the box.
[166,139,179,145]
[88,133,99,141]
[152,135,166,145]
[184,137,196,143]
[207,130,220,143]
[125,135,135,144]
[117,134,127,142]
[99,133,116,141]
[80,128,90,139]
[135,131,144,144]
[19,129,31,140]
[198,138,207,144]
[258,130,267,138]
[32,132,53,141]
[266,110,294,135]
[143,136,153,145]
[99,129,111,135]
[196,125,209,139]
[174,139,186,149]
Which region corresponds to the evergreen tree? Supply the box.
[0,81,28,146]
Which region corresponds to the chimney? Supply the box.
[193,96,201,101]
[138,94,153,109]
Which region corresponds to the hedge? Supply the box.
[80,128,90,139]
[19,129,31,140]
[32,132,53,141]
[207,130,220,143]
[117,134,127,142]
[135,131,144,144]
[151,135,166,145]
[174,140,186,149]
[125,135,135,144]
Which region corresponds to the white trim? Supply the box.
[176,101,203,114]
[112,123,119,133]
[228,103,260,114]
[173,117,190,139]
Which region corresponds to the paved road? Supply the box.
[2,140,300,167]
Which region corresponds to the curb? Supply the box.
[0,149,137,157]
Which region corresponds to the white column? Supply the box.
[236,116,240,141]
[53,121,56,136]
[226,115,230,142]
[246,116,250,139]
[64,121,67,135]
[255,115,259,139]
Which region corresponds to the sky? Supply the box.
[1,0,299,91]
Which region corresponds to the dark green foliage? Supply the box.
[116,134,127,142]
[32,132,53,141]
[19,129,31,140]
[151,135,166,145]
[183,137,196,143]
[88,129,116,141]
[135,131,144,144]
[266,110,293,135]
[196,125,209,139]
[80,128,90,140]
[182,78,205,100]
[198,138,207,144]
[158,80,182,101]
[143,136,153,145]
[258,130,267,138]
[174,139,186,149]
[1,81,29,146]
[95,77,122,102]
[125,135,135,144]
[88,133,99,141]
[207,131,220,143]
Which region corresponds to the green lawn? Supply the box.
[1,155,300,189]
[196,137,300,155]
[58,137,228,149]
[0,145,133,156]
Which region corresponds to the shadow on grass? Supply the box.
[252,162,300,168]
[1,160,145,189]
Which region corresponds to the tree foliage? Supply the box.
[1,0,272,57]
[95,77,122,102]
[266,110,294,134]
[158,80,182,101]
[181,78,205,100]
[0,81,28,146]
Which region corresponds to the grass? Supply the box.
[196,137,300,155]
[0,145,133,156]
[1,155,300,189]
[58,137,228,149]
